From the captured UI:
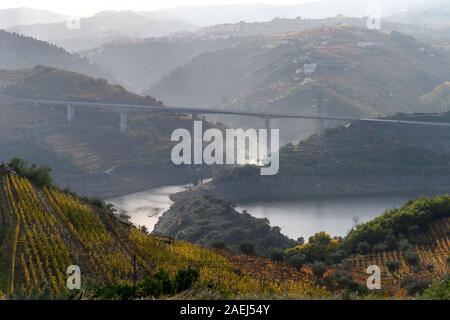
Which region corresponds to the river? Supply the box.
[108,187,426,240]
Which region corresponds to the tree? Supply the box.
[356,242,370,254]
[270,249,285,262]
[386,260,401,274]
[239,241,256,256]
[210,240,227,250]
[404,249,419,266]
[311,261,327,280]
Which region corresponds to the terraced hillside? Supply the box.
[0,168,327,299]
[173,113,450,202]
[0,66,216,197]
[149,26,450,141]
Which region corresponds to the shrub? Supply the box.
[286,253,306,270]
[385,260,401,274]
[422,276,450,300]
[311,261,327,280]
[239,241,256,256]
[7,158,53,187]
[329,250,347,264]
[400,276,431,296]
[95,267,199,300]
[356,242,370,254]
[210,240,227,250]
[270,249,285,262]
[404,249,419,265]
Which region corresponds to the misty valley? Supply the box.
[0,0,449,304]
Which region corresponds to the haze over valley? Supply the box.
[0,0,449,301]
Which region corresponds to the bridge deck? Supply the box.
[8,97,450,127]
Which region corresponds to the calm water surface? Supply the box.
[109,187,426,239]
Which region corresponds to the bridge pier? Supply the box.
[265,117,272,157]
[66,104,75,122]
[120,110,127,133]
[190,112,201,169]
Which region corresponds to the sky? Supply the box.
[0,0,320,16]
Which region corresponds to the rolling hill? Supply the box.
[148,27,450,141]
[0,30,113,81]
[8,11,197,52]
[83,35,233,93]
[0,7,67,29]
[0,167,327,299]
[172,112,450,203]
[1,165,447,299]
[0,66,215,198]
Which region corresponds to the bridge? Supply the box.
[9,97,450,133]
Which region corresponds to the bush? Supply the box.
[400,276,431,296]
[239,241,256,256]
[210,240,227,250]
[343,196,450,253]
[270,249,285,262]
[404,249,419,265]
[422,276,450,300]
[385,260,401,274]
[7,158,53,187]
[356,242,370,254]
[311,261,327,280]
[286,253,306,270]
[329,250,347,264]
[95,267,199,300]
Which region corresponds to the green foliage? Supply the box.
[210,240,227,250]
[400,276,431,296]
[269,249,285,262]
[95,268,199,300]
[404,249,419,266]
[240,241,256,256]
[422,276,450,300]
[286,253,306,270]
[356,242,370,254]
[6,158,53,187]
[311,261,327,280]
[343,196,450,253]
[154,196,296,257]
[385,260,401,274]
[288,232,340,264]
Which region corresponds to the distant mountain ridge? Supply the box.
[0,30,114,82]
[0,7,67,29]
[148,27,450,141]
[8,10,197,52]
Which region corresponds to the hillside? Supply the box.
[0,66,214,198]
[0,30,113,81]
[0,8,67,29]
[153,195,297,257]
[150,27,450,141]
[172,113,450,203]
[84,35,233,93]
[9,11,197,52]
[0,167,326,299]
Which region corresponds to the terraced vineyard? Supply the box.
[0,172,328,299]
[347,218,450,286]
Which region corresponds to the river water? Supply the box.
[108,187,425,240]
